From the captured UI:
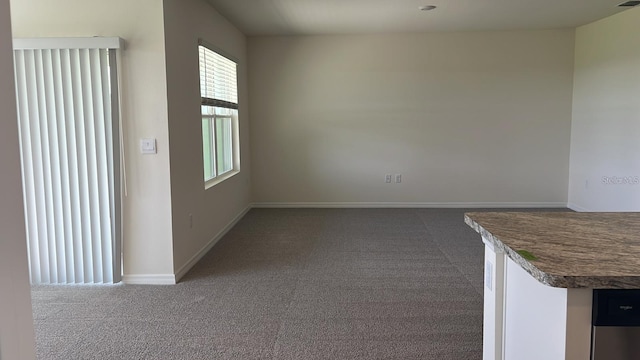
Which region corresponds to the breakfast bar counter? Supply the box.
[464,212,640,360]
[465,212,640,289]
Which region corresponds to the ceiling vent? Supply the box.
[618,0,640,6]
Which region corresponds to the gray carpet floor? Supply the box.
[30,208,561,359]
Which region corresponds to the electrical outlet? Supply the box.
[385,174,392,183]
[395,174,402,183]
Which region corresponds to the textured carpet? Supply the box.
[31,208,561,359]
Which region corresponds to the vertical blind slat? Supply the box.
[84,48,103,283]
[108,49,122,284]
[74,48,93,283]
[15,50,41,284]
[37,49,54,283]
[103,49,115,282]
[43,49,66,284]
[80,49,96,282]
[14,44,118,285]
[52,49,74,283]
[63,49,84,283]
[95,49,113,282]
[29,50,51,284]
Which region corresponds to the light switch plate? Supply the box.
[140,138,157,154]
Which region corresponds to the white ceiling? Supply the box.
[205,0,633,36]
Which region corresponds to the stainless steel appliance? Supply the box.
[592,289,640,360]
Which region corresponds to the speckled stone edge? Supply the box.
[464,214,640,289]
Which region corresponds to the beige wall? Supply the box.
[248,30,575,205]
[568,7,640,211]
[11,0,175,280]
[0,0,36,357]
[163,0,251,277]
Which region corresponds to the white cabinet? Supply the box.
[502,257,592,360]
[482,241,592,360]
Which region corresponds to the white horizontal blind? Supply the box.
[199,45,238,107]
[14,44,120,284]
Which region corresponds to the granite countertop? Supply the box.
[464,212,640,289]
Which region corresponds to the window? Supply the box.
[199,43,239,184]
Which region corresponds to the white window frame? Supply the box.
[202,113,234,178]
[199,41,240,188]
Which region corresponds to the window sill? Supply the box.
[205,169,240,190]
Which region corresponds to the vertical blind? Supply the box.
[13,38,122,284]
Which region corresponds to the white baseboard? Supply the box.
[251,202,568,209]
[121,274,176,285]
[567,203,590,212]
[174,205,252,282]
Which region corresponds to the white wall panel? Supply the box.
[248,31,575,205]
[568,7,640,212]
